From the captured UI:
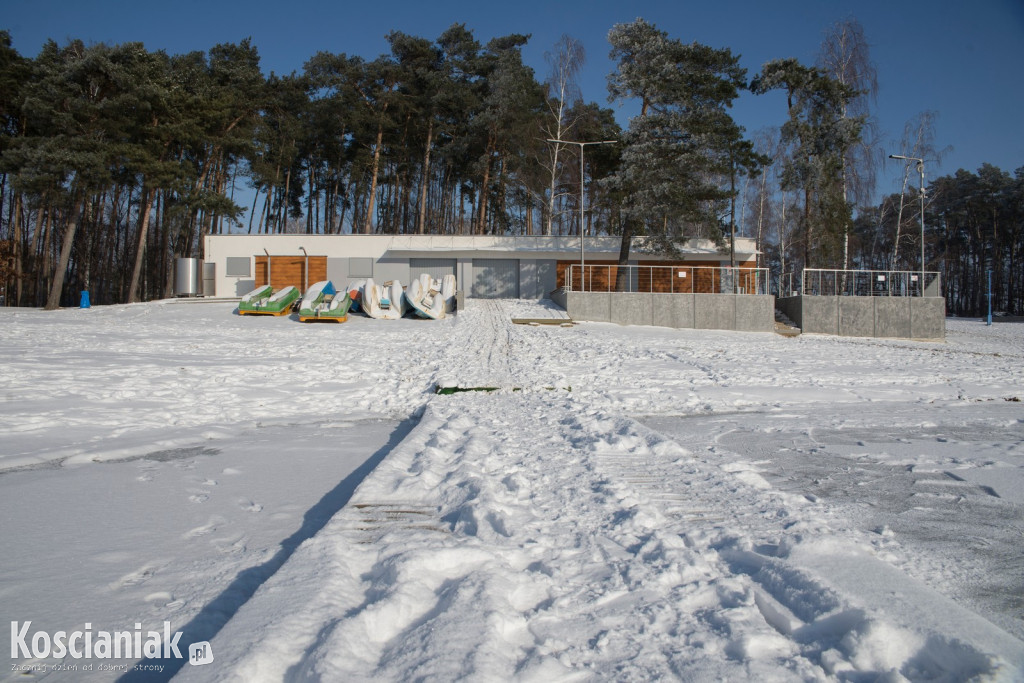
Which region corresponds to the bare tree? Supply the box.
[818,17,879,270]
[541,35,584,236]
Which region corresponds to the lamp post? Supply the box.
[299,246,308,292]
[547,138,616,291]
[889,154,925,294]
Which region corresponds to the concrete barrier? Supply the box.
[911,297,946,340]
[614,293,655,327]
[694,294,736,330]
[839,297,875,337]
[777,295,945,340]
[873,297,911,338]
[653,293,696,329]
[558,291,774,333]
[736,295,775,332]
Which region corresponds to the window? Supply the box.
[225,257,251,277]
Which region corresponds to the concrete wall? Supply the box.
[558,291,775,333]
[778,295,945,340]
[736,295,776,332]
[911,297,946,339]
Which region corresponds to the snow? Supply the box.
[1,299,1023,681]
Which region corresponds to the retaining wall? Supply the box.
[777,295,945,340]
[551,290,775,333]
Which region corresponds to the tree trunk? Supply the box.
[416,120,434,234]
[615,219,633,292]
[803,186,812,270]
[45,196,83,311]
[476,137,495,235]
[364,118,384,234]
[891,166,911,269]
[12,193,23,306]
[128,188,156,303]
[546,141,562,237]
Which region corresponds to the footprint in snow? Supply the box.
[116,564,157,588]
[184,517,224,538]
[144,591,173,605]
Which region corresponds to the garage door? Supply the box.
[410,258,457,283]
[472,259,520,299]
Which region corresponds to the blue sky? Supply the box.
[6,0,1024,199]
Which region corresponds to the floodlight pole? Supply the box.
[547,139,616,291]
[889,154,926,294]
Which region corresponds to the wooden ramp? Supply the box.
[511,318,575,327]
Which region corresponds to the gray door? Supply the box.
[410,258,457,283]
[472,259,520,298]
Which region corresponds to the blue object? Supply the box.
[987,270,992,326]
[79,290,91,309]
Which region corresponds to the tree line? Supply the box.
[0,19,1019,316]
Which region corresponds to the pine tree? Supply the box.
[606,19,758,287]
[751,58,863,270]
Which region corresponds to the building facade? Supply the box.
[203,234,758,300]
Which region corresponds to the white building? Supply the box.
[202,234,758,299]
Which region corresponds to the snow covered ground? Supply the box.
[1,299,1022,681]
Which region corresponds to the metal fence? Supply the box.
[565,264,770,295]
[780,269,942,298]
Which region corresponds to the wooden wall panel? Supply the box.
[557,259,758,293]
[254,256,327,291]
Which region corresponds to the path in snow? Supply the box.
[181,301,1024,682]
[184,392,1023,681]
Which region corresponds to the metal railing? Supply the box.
[781,269,942,298]
[565,264,769,295]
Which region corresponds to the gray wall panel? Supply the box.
[373,258,411,286]
[327,257,348,285]
[472,259,520,298]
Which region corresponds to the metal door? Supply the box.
[471,259,520,298]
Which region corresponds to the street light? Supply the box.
[889,154,926,293]
[547,138,616,291]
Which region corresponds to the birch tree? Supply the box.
[817,18,878,269]
[541,35,584,236]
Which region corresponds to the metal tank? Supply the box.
[174,257,201,296]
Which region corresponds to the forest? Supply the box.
[0,18,1019,316]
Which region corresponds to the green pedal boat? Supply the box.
[238,285,300,316]
[299,280,352,323]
